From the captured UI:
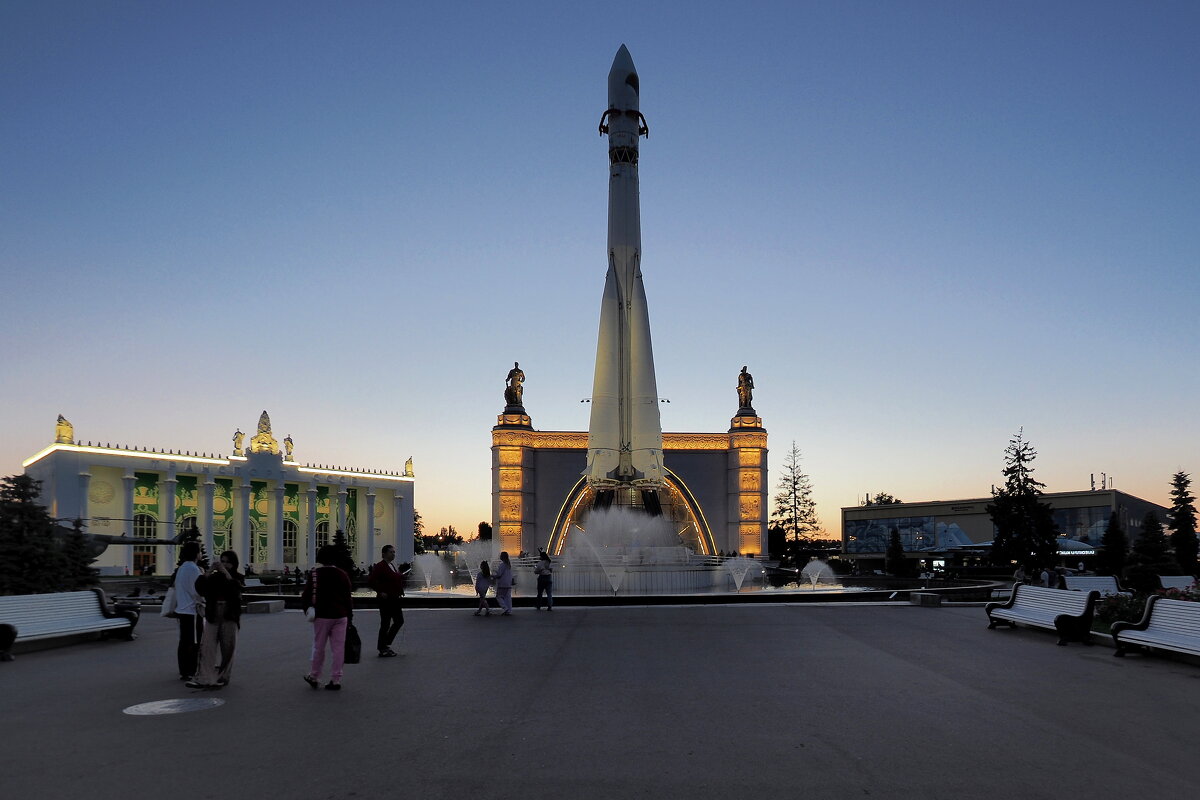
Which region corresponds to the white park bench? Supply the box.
[0,589,138,661]
[1112,596,1200,659]
[1062,575,1130,597]
[1157,576,1197,590]
[985,584,1099,646]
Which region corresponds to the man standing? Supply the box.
[368,545,409,657]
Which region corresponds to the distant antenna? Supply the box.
[1101,472,1107,491]
[1090,473,1095,491]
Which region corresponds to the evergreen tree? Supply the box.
[477,521,493,541]
[986,430,1058,570]
[1167,471,1198,575]
[770,441,819,544]
[61,518,98,590]
[885,528,909,576]
[412,508,426,555]
[1095,512,1128,577]
[1124,511,1177,593]
[0,475,65,595]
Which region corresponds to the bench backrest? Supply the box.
[1145,598,1200,638]
[1062,576,1122,594]
[1013,584,1094,614]
[0,590,107,625]
[1158,576,1197,590]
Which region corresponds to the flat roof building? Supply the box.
[841,489,1168,566]
[22,412,414,575]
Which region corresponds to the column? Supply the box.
[161,469,178,569]
[392,492,409,562]
[336,487,348,535]
[201,478,216,559]
[77,471,91,526]
[234,480,251,564]
[305,484,319,566]
[365,490,377,563]
[122,470,136,572]
[271,482,286,571]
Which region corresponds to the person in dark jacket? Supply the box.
[367,545,410,657]
[301,544,354,691]
[187,550,244,689]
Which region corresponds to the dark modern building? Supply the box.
[841,489,1169,569]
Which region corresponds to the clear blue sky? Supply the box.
[3,1,1197,537]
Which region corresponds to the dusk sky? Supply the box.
[3,2,1197,539]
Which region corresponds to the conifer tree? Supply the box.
[1167,471,1198,575]
[986,430,1058,570]
[61,518,99,590]
[0,475,65,595]
[1124,511,1176,593]
[1095,512,1128,577]
[331,528,356,575]
[771,441,819,544]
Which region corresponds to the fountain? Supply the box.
[413,552,452,591]
[800,558,838,590]
[722,556,760,591]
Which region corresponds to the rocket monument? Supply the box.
[584,45,666,512]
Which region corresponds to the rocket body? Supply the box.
[585,45,665,489]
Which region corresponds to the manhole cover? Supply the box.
[123,698,225,715]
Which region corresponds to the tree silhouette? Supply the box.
[1167,471,1198,575]
[986,430,1058,570]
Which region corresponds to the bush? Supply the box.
[1092,593,1148,634]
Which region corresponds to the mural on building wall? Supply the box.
[346,488,358,551]
[213,478,233,552]
[133,472,159,530]
[250,480,268,564]
[176,475,198,531]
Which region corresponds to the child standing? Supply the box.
[473,560,493,616]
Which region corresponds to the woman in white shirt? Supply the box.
[493,551,514,615]
[173,541,204,681]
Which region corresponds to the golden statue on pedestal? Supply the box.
[55,414,74,444]
[232,429,245,455]
[249,410,280,455]
[404,456,414,477]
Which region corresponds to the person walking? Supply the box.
[367,545,410,657]
[534,549,554,611]
[173,541,204,681]
[301,544,354,691]
[473,560,493,616]
[188,550,244,689]
[494,551,514,615]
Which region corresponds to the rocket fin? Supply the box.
[628,270,664,485]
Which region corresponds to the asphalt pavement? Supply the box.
[1,602,1195,800]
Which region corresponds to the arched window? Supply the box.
[180,515,197,538]
[133,513,157,574]
[316,521,329,549]
[249,520,262,565]
[283,520,298,565]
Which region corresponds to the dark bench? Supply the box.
[1112,596,1200,659]
[0,589,138,661]
[986,584,1098,645]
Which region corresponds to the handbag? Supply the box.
[160,586,179,618]
[343,622,362,664]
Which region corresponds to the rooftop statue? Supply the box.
[737,366,755,411]
[232,429,245,455]
[504,361,525,407]
[250,410,280,455]
[55,414,74,444]
[404,456,414,478]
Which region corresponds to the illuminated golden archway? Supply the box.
[548,468,715,556]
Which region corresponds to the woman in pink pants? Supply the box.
[300,545,354,691]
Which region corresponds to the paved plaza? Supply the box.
[2,602,1196,799]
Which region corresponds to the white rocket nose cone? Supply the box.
[608,44,639,110]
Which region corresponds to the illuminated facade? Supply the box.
[23,413,415,574]
[491,409,768,558]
